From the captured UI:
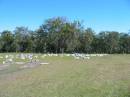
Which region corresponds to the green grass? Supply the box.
[0,54,130,97]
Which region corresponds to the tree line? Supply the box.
[0,17,130,54]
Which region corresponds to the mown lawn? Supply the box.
[0,54,130,97]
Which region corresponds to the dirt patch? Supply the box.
[0,64,9,70]
[20,61,49,69]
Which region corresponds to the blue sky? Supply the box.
[0,0,130,33]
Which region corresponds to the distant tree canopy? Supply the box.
[0,17,130,54]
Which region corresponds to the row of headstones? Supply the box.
[0,54,51,70]
[71,54,108,60]
[0,54,34,59]
[0,53,108,64]
[41,53,108,60]
[0,54,39,65]
[0,53,108,70]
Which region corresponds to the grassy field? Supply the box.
[0,54,130,97]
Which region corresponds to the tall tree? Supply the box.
[119,33,130,53]
[14,27,32,52]
[0,30,14,52]
[106,31,120,53]
[79,28,94,53]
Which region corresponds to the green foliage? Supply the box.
[0,30,14,52]
[0,17,130,53]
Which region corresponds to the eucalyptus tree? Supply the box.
[14,27,33,52]
[119,33,130,53]
[35,27,48,53]
[0,30,14,52]
[79,28,94,53]
[37,17,66,53]
[105,31,120,53]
